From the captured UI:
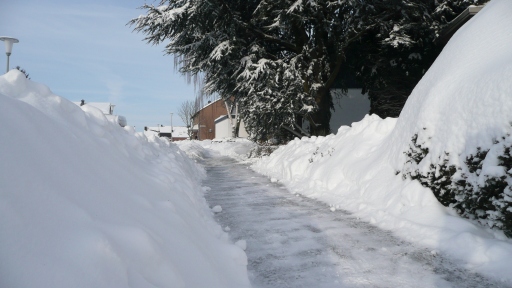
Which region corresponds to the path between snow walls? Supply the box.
[0,70,250,288]
[253,0,512,285]
[193,150,506,288]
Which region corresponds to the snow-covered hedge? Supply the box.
[402,131,512,237]
[394,0,512,237]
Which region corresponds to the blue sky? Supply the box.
[1,0,197,130]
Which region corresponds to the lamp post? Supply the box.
[170,113,173,142]
[0,37,19,73]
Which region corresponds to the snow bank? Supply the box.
[0,70,250,288]
[175,140,213,160]
[178,139,257,162]
[253,0,512,283]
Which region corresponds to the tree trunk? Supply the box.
[233,102,239,138]
[309,88,332,136]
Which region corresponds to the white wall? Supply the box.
[215,118,231,139]
[330,88,370,133]
[215,116,249,139]
[238,120,249,138]
[301,88,370,135]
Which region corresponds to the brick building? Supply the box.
[191,98,228,140]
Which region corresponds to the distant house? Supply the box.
[144,125,172,140]
[170,126,189,141]
[214,115,249,139]
[74,100,127,127]
[191,98,225,140]
[144,125,190,141]
[191,98,248,140]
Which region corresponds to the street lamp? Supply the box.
[0,36,19,73]
[170,113,173,142]
[170,113,173,132]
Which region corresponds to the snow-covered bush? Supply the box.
[246,145,280,158]
[402,131,512,237]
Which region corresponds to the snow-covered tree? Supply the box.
[130,0,488,139]
[130,0,371,139]
[347,0,489,118]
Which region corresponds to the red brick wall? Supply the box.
[192,99,227,140]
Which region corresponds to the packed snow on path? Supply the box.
[253,0,512,285]
[186,138,257,161]
[193,153,505,288]
[0,70,250,288]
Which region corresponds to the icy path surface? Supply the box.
[202,155,504,288]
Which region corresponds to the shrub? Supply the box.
[402,132,512,237]
[15,66,30,79]
[247,145,280,158]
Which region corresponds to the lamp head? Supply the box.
[0,37,19,55]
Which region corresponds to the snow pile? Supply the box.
[175,140,213,160]
[178,139,257,161]
[0,70,250,288]
[253,0,512,283]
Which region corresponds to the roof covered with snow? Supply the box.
[172,126,189,138]
[144,126,189,139]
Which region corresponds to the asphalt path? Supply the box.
[201,155,505,288]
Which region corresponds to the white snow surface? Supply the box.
[178,139,257,162]
[0,70,250,288]
[253,0,512,284]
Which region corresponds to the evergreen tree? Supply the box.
[130,0,488,139]
[131,0,381,139]
[347,0,488,118]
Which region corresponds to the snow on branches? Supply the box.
[130,0,490,140]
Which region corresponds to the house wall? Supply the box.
[214,116,250,139]
[215,118,231,139]
[238,120,249,138]
[192,100,228,140]
[171,137,188,142]
[301,88,370,134]
[330,88,370,133]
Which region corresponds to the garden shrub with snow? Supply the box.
[402,131,512,237]
[393,0,512,237]
[246,145,280,158]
